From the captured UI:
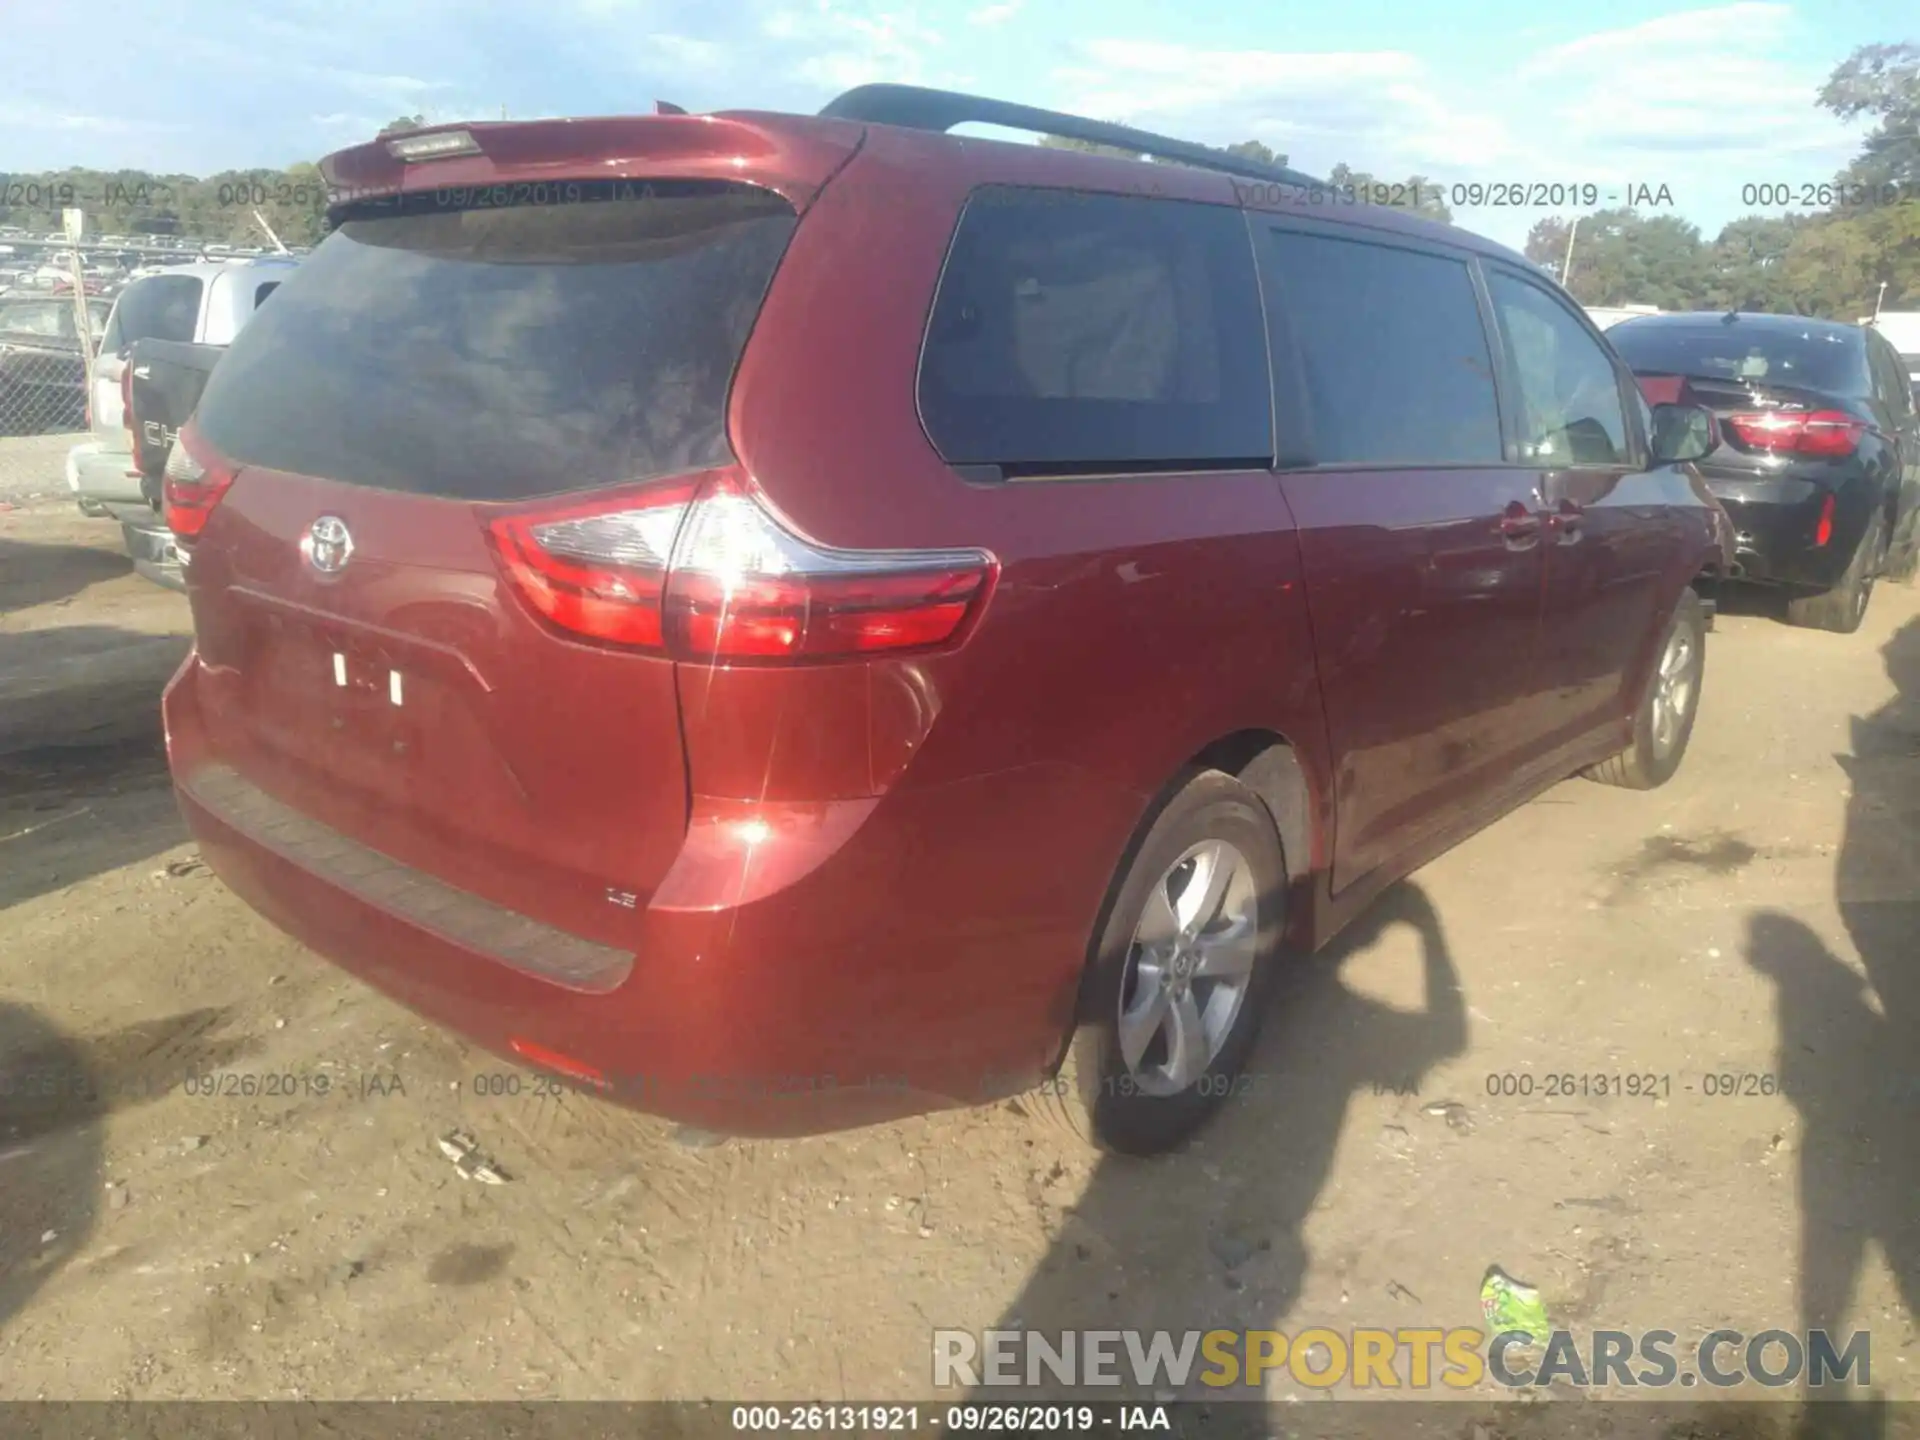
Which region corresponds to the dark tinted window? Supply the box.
[100,274,202,353]
[1609,318,1870,396]
[254,281,280,307]
[918,189,1270,473]
[195,182,798,501]
[1265,230,1502,465]
[1487,272,1629,465]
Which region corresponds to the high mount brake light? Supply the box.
[1722,409,1865,458]
[486,469,997,663]
[385,130,483,161]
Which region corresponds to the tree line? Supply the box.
[1521,42,1918,318]
[0,118,426,250]
[1052,42,1917,320]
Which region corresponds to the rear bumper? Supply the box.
[69,440,145,508]
[162,653,1092,1137]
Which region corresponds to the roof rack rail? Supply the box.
[818,83,1326,190]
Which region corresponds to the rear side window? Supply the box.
[1609,319,1870,396]
[254,281,280,307]
[918,189,1271,474]
[1263,230,1503,466]
[195,182,798,501]
[100,274,202,353]
[1486,272,1630,465]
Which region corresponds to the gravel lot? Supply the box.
[0,433,85,508]
[1,496,1915,1415]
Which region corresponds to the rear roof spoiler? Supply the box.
[818,83,1326,190]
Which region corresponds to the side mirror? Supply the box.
[1649,402,1717,464]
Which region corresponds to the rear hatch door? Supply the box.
[178,149,827,945]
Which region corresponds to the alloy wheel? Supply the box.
[1116,839,1258,1096]
[1650,624,1697,758]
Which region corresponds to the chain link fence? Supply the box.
[2,233,104,503]
[0,341,89,502]
[0,347,89,503]
[0,293,96,506]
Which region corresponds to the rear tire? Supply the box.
[1786,512,1884,633]
[1583,588,1706,791]
[1036,770,1285,1157]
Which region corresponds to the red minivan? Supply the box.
[161,86,1730,1154]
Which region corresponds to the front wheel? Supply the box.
[1037,769,1285,1156]
[1583,588,1706,790]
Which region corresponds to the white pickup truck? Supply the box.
[67,257,297,586]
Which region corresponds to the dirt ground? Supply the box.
[1,496,1915,1409]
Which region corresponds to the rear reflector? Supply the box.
[163,423,237,538]
[386,129,483,161]
[1723,409,1865,457]
[486,468,997,663]
[508,1036,609,1090]
[1814,492,1836,548]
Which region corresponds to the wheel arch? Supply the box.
[1064,728,1317,1030]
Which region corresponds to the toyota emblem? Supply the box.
[302,516,354,575]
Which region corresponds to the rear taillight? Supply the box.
[1814,493,1836,548]
[486,468,997,663]
[163,423,238,538]
[1723,409,1865,458]
[121,364,134,440]
[486,479,701,651]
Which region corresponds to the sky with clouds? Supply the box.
[0,0,1908,250]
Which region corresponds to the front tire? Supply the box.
[1583,588,1706,791]
[1038,770,1285,1156]
[1786,511,1884,633]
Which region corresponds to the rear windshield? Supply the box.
[194,182,798,501]
[100,274,203,353]
[1608,320,1870,396]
